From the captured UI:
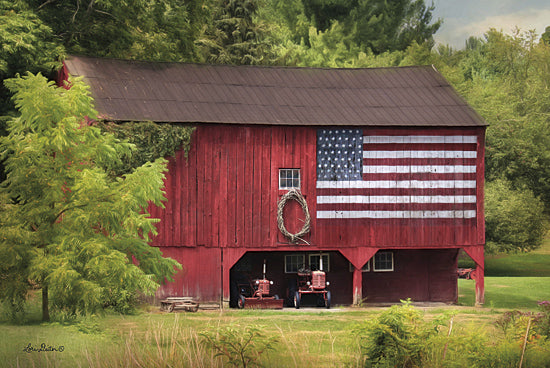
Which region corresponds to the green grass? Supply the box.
[458,277,550,309]
[2,240,550,367]
[484,240,550,276]
[456,238,550,308]
[459,236,550,276]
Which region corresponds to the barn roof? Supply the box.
[63,55,486,127]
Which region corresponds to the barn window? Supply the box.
[279,169,301,189]
[373,251,394,272]
[285,254,305,273]
[309,254,330,271]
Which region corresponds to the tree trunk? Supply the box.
[42,285,50,322]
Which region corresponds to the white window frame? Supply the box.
[373,251,394,272]
[279,168,301,190]
[285,254,305,273]
[309,254,330,272]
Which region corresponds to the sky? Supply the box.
[431,0,550,49]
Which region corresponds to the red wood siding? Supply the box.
[149,125,484,250]
[156,247,221,300]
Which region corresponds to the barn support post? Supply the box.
[339,248,378,306]
[352,267,362,306]
[474,267,485,306]
[463,245,485,306]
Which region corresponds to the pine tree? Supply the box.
[0,74,180,321]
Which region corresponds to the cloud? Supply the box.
[434,7,550,48]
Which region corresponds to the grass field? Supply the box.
[484,241,550,276]
[2,240,550,367]
[459,237,550,277]
[458,277,550,308]
[0,305,510,368]
[457,238,550,308]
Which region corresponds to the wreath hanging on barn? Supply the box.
[277,189,311,244]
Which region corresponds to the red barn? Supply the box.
[61,56,486,307]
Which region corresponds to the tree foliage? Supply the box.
[485,180,546,253]
[0,0,64,131]
[196,0,276,65]
[266,0,441,55]
[0,74,180,321]
[97,121,195,176]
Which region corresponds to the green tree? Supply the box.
[350,0,441,54]
[0,0,64,117]
[21,0,207,62]
[541,26,550,45]
[0,74,180,321]
[485,179,546,252]
[197,0,275,65]
[275,0,441,53]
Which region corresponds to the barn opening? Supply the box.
[229,251,353,308]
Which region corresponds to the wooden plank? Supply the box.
[188,128,198,246]
[271,127,284,244]
[299,127,313,245]
[180,148,190,246]
[195,127,206,246]
[252,127,263,246]
[226,126,237,247]
[245,127,254,246]
[260,127,272,246]
[164,157,175,246]
[304,127,316,245]
[235,128,246,246]
[173,151,182,246]
[211,127,221,247]
[204,128,214,246]
[476,128,485,245]
[218,126,229,248]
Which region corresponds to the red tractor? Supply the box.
[294,257,331,309]
[236,260,283,309]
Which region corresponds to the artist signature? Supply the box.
[23,343,65,353]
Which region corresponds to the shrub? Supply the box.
[353,299,444,368]
[200,324,279,368]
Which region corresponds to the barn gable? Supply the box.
[61,56,486,307]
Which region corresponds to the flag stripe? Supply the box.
[363,165,476,173]
[317,195,477,204]
[317,203,477,211]
[364,151,477,159]
[364,158,477,165]
[363,143,478,151]
[317,210,477,219]
[317,187,476,196]
[316,180,477,189]
[361,173,477,181]
[363,135,478,144]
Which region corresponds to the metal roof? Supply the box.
[63,55,486,127]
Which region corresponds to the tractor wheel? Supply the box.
[237,295,245,309]
[294,292,301,309]
[167,303,175,313]
[325,291,331,309]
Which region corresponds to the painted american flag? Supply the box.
[316,129,478,219]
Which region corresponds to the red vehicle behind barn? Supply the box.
[61,56,486,307]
